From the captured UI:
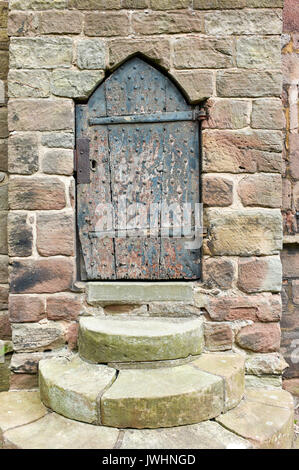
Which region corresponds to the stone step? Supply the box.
[78,315,204,363]
[216,388,294,449]
[39,353,245,428]
[0,390,294,449]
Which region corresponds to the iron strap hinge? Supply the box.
[75,138,90,184]
[88,109,207,126]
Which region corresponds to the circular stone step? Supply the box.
[78,315,204,363]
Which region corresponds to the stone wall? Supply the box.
[281,0,299,386]
[0,0,10,391]
[5,0,287,388]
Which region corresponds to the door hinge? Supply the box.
[75,138,90,184]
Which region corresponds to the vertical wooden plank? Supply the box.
[108,123,164,279]
[160,121,200,279]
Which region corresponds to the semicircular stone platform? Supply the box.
[78,315,204,363]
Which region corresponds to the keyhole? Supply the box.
[90,160,97,171]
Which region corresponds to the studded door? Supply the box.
[76,57,201,280]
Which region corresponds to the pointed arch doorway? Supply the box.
[76,57,201,281]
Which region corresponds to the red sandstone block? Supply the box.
[202,175,233,207]
[236,323,281,353]
[281,247,299,278]
[37,212,75,257]
[9,295,45,323]
[46,295,81,321]
[283,0,299,32]
[207,294,281,322]
[0,310,11,339]
[66,322,79,350]
[10,258,74,294]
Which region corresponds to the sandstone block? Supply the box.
[236,323,281,352]
[37,212,74,256]
[238,174,282,208]
[8,99,74,132]
[10,350,72,375]
[66,323,79,350]
[8,212,33,257]
[109,38,171,70]
[202,130,282,173]
[174,38,233,69]
[236,37,281,70]
[9,373,38,390]
[47,295,81,321]
[0,255,8,283]
[69,0,121,8]
[132,11,203,35]
[37,11,82,34]
[203,99,249,129]
[202,175,233,207]
[41,149,73,176]
[238,256,282,293]
[150,0,189,8]
[50,70,104,99]
[9,295,45,323]
[205,209,282,256]
[0,211,7,255]
[122,0,149,7]
[204,322,233,351]
[13,321,66,353]
[0,107,8,138]
[289,134,299,180]
[0,311,11,339]
[252,99,284,130]
[0,183,7,210]
[171,71,213,103]
[283,0,299,33]
[0,51,8,81]
[205,10,282,35]
[7,11,35,37]
[10,0,68,9]
[76,39,106,70]
[9,177,66,210]
[0,285,8,311]
[0,139,7,172]
[0,355,11,392]
[207,293,282,322]
[202,257,234,290]
[10,37,73,69]
[88,281,193,305]
[8,70,50,98]
[148,302,201,317]
[245,353,288,376]
[8,134,39,174]
[84,12,130,37]
[217,71,282,98]
[10,258,74,294]
[41,133,74,149]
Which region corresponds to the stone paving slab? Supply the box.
[4,413,119,449]
[120,420,253,449]
[216,389,294,449]
[79,315,204,363]
[0,391,47,446]
[101,365,224,428]
[39,355,116,424]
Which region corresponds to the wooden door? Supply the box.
[76,57,201,280]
